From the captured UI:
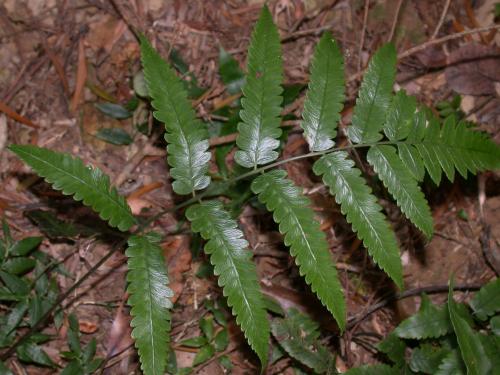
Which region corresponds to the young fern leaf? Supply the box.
[367,145,433,238]
[402,114,500,185]
[140,36,211,195]
[235,5,283,169]
[126,233,173,375]
[185,201,269,366]
[438,116,499,177]
[347,43,396,144]
[251,170,346,330]
[313,152,403,288]
[9,145,135,231]
[301,31,344,152]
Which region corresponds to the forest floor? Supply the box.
[0,0,499,374]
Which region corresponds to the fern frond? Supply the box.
[251,170,346,330]
[140,36,211,195]
[313,152,403,288]
[347,43,396,144]
[383,90,416,141]
[185,201,269,366]
[126,233,173,375]
[9,145,135,231]
[401,114,500,185]
[367,145,433,238]
[300,31,344,152]
[235,5,283,168]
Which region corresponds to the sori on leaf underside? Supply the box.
[8,4,500,374]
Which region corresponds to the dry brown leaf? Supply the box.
[71,38,87,113]
[445,44,500,96]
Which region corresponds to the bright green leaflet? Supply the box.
[409,114,500,185]
[347,43,396,144]
[251,170,346,330]
[448,283,491,375]
[140,36,211,195]
[367,145,433,238]
[313,152,403,288]
[186,200,269,366]
[235,5,283,168]
[300,31,344,152]
[9,145,135,231]
[126,233,173,375]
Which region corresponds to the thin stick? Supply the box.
[431,0,452,40]
[398,24,500,60]
[346,283,482,329]
[358,0,370,71]
[387,0,404,42]
[348,24,500,83]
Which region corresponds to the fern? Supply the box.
[347,43,397,144]
[300,31,344,152]
[313,152,403,288]
[185,201,269,366]
[367,145,433,238]
[140,36,211,195]
[401,114,500,185]
[235,5,283,169]
[9,145,135,231]
[126,233,173,375]
[251,170,346,330]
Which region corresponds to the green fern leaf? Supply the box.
[9,145,135,231]
[126,233,173,375]
[140,36,211,195]
[470,278,500,321]
[251,170,346,330]
[235,5,283,168]
[300,31,344,152]
[383,90,416,141]
[367,145,433,238]
[313,152,403,287]
[405,114,500,184]
[347,44,396,144]
[185,201,269,366]
[394,294,451,339]
[448,282,491,375]
[271,309,334,373]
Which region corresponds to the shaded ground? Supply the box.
[0,0,499,373]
